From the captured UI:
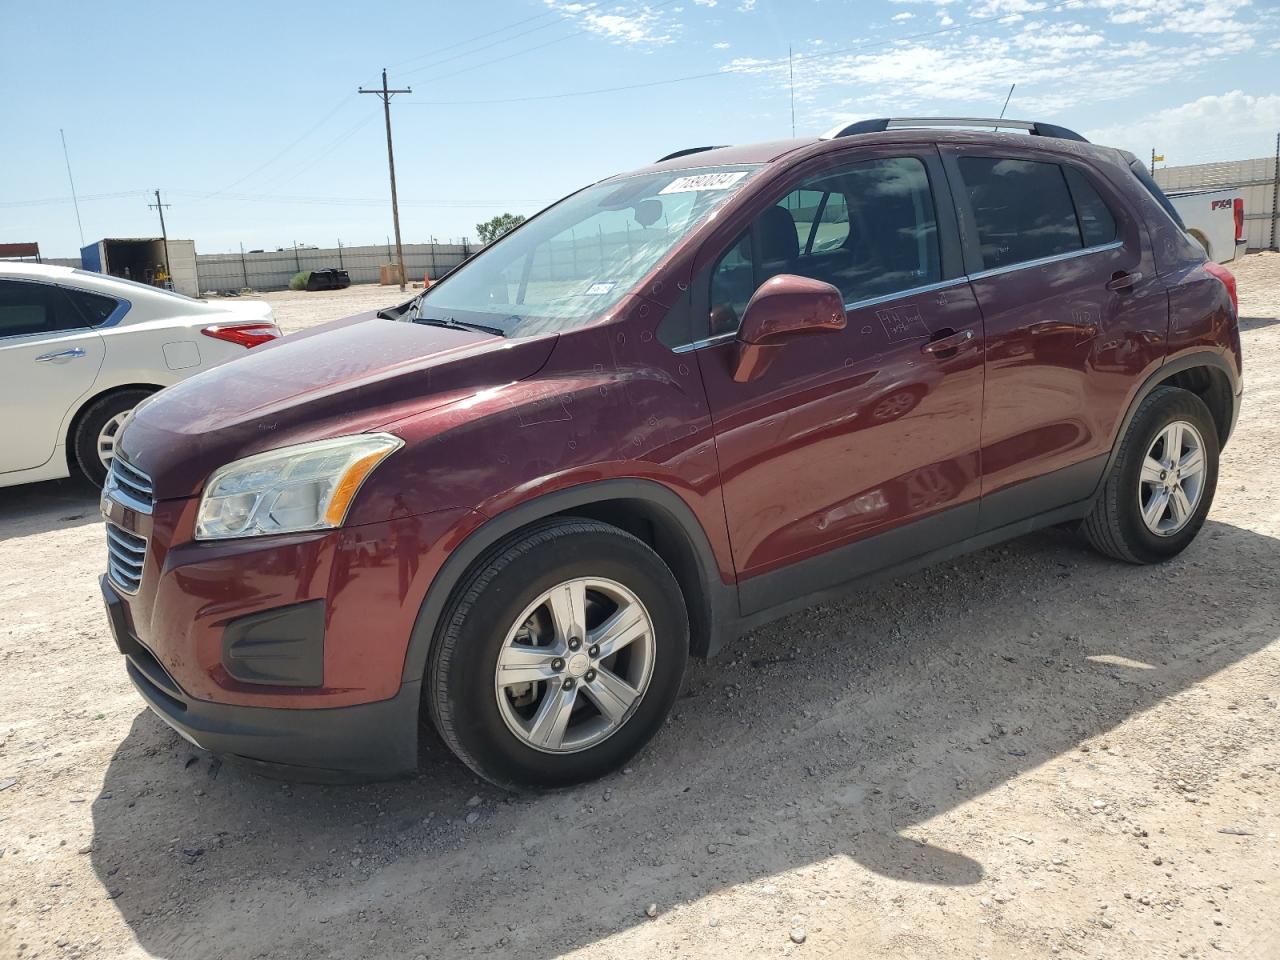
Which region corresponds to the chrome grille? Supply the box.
[106,522,147,594]
[106,456,154,514]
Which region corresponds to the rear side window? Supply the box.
[1063,166,1118,246]
[959,157,1081,270]
[63,288,120,326]
[1128,160,1187,230]
[0,280,84,338]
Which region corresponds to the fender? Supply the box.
[1095,348,1240,493]
[400,478,737,684]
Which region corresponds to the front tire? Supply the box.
[428,518,689,789]
[1082,386,1219,564]
[72,389,153,487]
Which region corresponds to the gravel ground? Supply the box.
[2,255,1279,960]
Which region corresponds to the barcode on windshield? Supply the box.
[658,171,749,194]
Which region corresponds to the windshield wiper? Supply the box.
[416,316,507,337]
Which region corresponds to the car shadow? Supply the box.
[0,477,102,540]
[1238,314,1280,331]
[89,518,1280,958]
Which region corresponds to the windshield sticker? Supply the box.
[659,171,749,195]
[585,281,616,296]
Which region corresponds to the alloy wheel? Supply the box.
[493,577,656,754]
[1138,419,1206,537]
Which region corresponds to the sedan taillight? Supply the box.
[201,322,281,349]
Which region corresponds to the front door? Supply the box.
[0,279,105,474]
[941,146,1168,528]
[690,149,985,615]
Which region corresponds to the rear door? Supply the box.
[0,278,106,474]
[689,145,986,615]
[940,145,1167,529]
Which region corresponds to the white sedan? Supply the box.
[0,262,280,488]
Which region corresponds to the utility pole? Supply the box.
[1150,148,1164,176]
[148,190,172,287]
[360,68,411,292]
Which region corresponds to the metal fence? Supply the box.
[195,241,475,292]
[31,242,479,292]
[1154,148,1280,251]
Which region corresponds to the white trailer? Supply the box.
[79,237,201,297]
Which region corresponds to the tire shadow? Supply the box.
[89,519,1280,958]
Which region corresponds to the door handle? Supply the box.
[921,328,975,356]
[35,347,87,362]
[1106,270,1142,291]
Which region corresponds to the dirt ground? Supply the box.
[2,256,1279,960]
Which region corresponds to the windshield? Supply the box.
[416,164,760,337]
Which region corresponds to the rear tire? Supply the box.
[428,518,689,790]
[1082,386,1218,564]
[72,389,153,487]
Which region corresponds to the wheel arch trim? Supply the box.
[1099,350,1238,488]
[401,478,736,684]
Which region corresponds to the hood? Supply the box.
[121,312,557,498]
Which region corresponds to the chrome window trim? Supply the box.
[968,239,1123,281]
[671,276,970,354]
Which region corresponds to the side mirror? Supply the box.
[733,275,847,382]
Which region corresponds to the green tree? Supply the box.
[476,212,526,245]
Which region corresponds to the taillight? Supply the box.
[1203,261,1238,318]
[1233,197,1244,244]
[201,322,281,349]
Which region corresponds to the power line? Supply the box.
[401,0,1086,106]
[198,95,356,200]
[383,6,561,72]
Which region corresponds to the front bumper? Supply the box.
[103,576,420,781]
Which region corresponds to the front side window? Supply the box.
[709,156,941,335]
[0,280,83,339]
[959,157,1082,270]
[417,164,760,338]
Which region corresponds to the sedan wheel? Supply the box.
[96,409,133,471]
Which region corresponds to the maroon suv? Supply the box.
[100,117,1242,788]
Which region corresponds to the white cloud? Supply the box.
[892,12,915,21]
[693,0,717,6]
[738,0,757,10]
[545,1,678,45]
[1084,91,1280,162]
[713,40,731,48]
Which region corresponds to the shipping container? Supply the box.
[79,238,201,297]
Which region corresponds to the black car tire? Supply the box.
[1083,386,1219,564]
[72,389,153,487]
[428,518,689,790]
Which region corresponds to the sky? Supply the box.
[2,0,1277,258]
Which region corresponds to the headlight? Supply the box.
[194,434,403,540]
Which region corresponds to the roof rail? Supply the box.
[820,117,1088,143]
[655,145,730,163]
